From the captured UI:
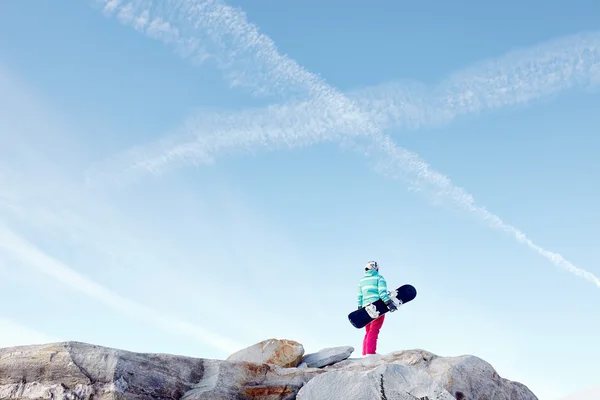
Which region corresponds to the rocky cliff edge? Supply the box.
[0,339,538,399]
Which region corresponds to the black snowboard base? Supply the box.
[348,284,417,329]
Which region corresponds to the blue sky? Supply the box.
[1,1,599,399]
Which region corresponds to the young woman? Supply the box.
[357,260,397,355]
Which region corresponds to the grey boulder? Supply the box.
[299,346,354,368]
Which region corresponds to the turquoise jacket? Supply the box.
[357,269,391,307]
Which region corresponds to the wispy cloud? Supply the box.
[87,27,600,181]
[95,0,377,128]
[366,134,600,287]
[355,31,600,130]
[86,98,374,184]
[98,0,366,100]
[96,0,600,128]
[0,222,244,354]
[91,0,600,287]
[87,110,600,288]
[86,27,600,186]
[1,62,326,355]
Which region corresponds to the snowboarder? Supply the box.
[357,260,397,355]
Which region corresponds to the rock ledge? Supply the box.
[0,341,538,399]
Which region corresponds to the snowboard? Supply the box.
[348,284,417,329]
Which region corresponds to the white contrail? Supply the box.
[96,0,600,130]
[353,30,600,131]
[0,223,245,353]
[86,13,600,182]
[367,32,598,127]
[92,0,600,286]
[96,0,377,132]
[86,98,376,184]
[90,111,600,288]
[87,27,600,182]
[98,0,358,99]
[366,133,600,288]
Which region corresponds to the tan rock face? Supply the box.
[0,341,539,400]
[226,338,305,368]
[183,359,322,400]
[316,350,538,400]
[0,342,322,400]
[0,342,206,400]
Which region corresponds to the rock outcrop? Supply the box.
[226,338,304,368]
[299,346,354,369]
[0,340,538,400]
[303,351,536,399]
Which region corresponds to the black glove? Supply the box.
[385,299,398,312]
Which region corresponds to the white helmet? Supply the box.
[365,260,378,271]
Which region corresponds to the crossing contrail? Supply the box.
[92,0,600,287]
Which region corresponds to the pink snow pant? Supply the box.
[362,314,385,355]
